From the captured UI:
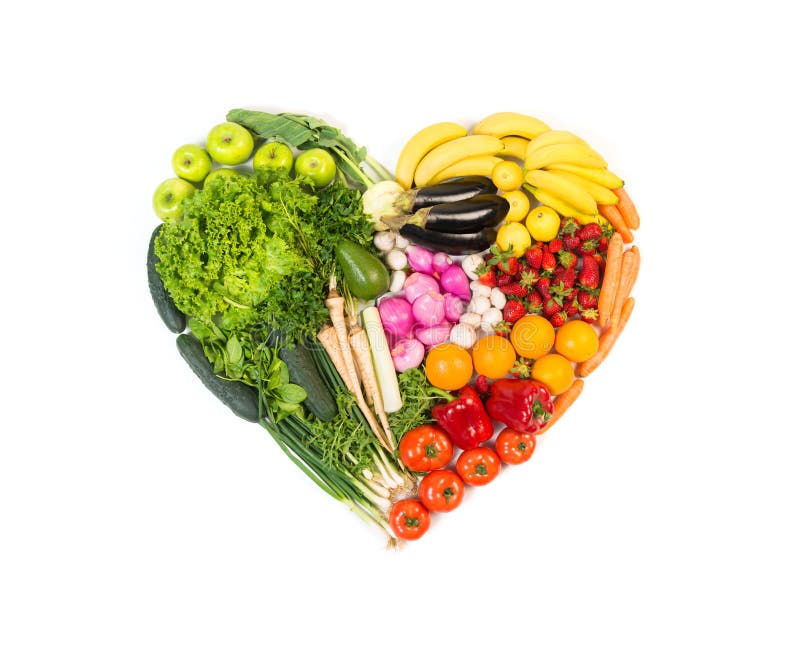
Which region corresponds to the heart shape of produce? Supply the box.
[147,110,640,546]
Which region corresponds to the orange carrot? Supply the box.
[598,203,633,243]
[536,379,584,435]
[597,232,623,328]
[610,246,640,329]
[613,187,640,230]
[578,298,635,377]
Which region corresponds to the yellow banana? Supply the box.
[525,143,607,170]
[395,122,467,189]
[500,136,529,160]
[528,186,589,219]
[427,155,503,186]
[526,130,587,156]
[473,112,551,140]
[525,169,598,215]
[414,135,504,187]
[548,169,618,205]
[546,163,624,189]
[573,212,610,227]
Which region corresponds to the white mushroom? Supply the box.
[469,282,492,299]
[481,307,504,333]
[389,270,406,293]
[490,288,507,310]
[385,249,408,271]
[467,295,491,316]
[393,235,410,250]
[460,254,485,280]
[459,312,482,328]
[373,231,397,252]
[449,323,477,349]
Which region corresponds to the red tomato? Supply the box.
[389,499,431,541]
[418,469,465,513]
[495,428,536,465]
[399,424,454,472]
[456,447,501,486]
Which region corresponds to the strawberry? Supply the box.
[526,291,543,307]
[518,269,539,289]
[498,256,519,276]
[475,374,489,395]
[593,253,606,272]
[525,246,543,270]
[497,273,514,287]
[541,250,557,272]
[478,268,497,287]
[511,358,532,378]
[499,283,528,298]
[503,299,526,323]
[562,233,581,251]
[548,238,563,253]
[564,298,580,317]
[599,236,610,252]
[580,308,599,324]
[549,311,569,327]
[536,277,551,299]
[579,255,600,289]
[581,238,600,254]
[553,267,576,289]
[543,298,562,318]
[560,217,579,235]
[493,320,512,337]
[579,223,603,242]
[558,250,578,269]
[578,290,598,309]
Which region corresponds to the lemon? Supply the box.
[492,160,524,191]
[496,222,532,258]
[502,190,530,222]
[525,206,561,242]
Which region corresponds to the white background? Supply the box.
[1,1,798,643]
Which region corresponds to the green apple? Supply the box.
[253,141,294,172]
[294,148,336,187]
[204,168,241,186]
[152,178,195,223]
[172,144,212,182]
[206,122,254,165]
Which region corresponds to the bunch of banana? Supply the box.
[521,129,625,223]
[395,112,554,189]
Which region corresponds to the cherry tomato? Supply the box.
[495,428,536,465]
[389,499,431,541]
[456,447,501,486]
[399,424,454,472]
[418,469,465,513]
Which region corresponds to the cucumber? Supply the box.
[335,240,390,300]
[265,330,338,422]
[176,333,260,423]
[147,225,186,333]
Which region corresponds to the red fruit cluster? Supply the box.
[480,218,613,329]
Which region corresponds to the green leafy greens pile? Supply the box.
[155,170,373,344]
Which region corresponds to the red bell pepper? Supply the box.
[485,379,554,433]
[431,386,494,450]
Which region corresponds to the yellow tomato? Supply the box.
[471,335,516,379]
[502,190,530,222]
[496,222,531,258]
[525,206,561,242]
[531,353,575,395]
[510,315,555,359]
[425,343,473,391]
[555,320,599,362]
[492,161,523,191]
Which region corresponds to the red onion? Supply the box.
[403,272,440,304]
[432,252,453,274]
[443,293,466,322]
[439,264,471,300]
[412,292,445,327]
[405,245,434,274]
[391,338,425,372]
[415,322,452,347]
[378,297,413,339]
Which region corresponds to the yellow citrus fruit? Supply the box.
[496,222,532,258]
[525,206,561,242]
[492,160,524,191]
[531,353,575,395]
[425,343,473,391]
[555,320,599,362]
[510,315,555,359]
[471,335,516,379]
[502,190,530,222]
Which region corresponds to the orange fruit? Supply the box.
[492,160,523,191]
[531,353,574,395]
[510,315,555,359]
[555,320,599,362]
[425,343,473,391]
[471,335,516,379]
